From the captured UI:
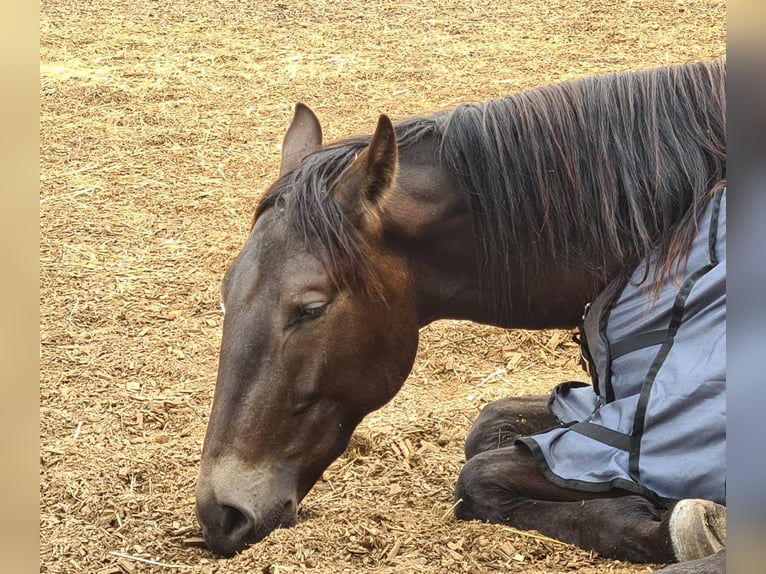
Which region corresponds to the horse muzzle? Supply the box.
[195,457,298,556]
[195,494,296,556]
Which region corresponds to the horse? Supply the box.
[194,60,726,572]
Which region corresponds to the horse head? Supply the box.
[195,105,423,556]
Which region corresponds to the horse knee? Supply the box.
[464,396,551,460]
[465,400,515,459]
[454,450,514,522]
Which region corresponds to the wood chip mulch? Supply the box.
[40,1,725,572]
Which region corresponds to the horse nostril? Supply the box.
[219,505,252,539]
[197,500,256,556]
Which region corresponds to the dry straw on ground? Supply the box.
[40,1,725,572]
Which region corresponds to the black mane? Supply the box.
[257,60,726,315]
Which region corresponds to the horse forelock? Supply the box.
[252,116,444,301]
[254,140,386,301]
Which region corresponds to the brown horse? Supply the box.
[195,60,726,572]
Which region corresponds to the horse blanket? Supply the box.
[519,188,726,505]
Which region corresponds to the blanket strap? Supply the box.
[569,422,631,451]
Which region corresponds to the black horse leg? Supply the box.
[464,395,557,459]
[459,396,725,567]
[455,445,724,566]
[455,445,674,562]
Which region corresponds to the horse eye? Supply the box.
[296,302,327,322]
[292,395,321,416]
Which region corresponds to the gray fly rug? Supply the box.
[520,187,726,505]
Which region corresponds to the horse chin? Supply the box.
[252,502,298,542]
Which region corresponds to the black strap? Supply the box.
[707,186,723,266]
[573,326,595,380]
[610,330,667,360]
[569,422,632,451]
[600,279,629,403]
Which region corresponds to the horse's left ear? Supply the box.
[331,114,398,230]
[280,103,323,176]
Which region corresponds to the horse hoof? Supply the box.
[669,499,726,562]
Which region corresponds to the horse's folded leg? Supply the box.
[653,549,725,574]
[453,448,676,563]
[464,395,554,460]
[666,499,726,562]
[454,488,674,562]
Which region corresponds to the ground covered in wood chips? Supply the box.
[40,1,725,572]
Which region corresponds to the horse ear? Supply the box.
[331,114,398,229]
[280,103,323,176]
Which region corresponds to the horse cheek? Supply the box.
[372,299,420,408]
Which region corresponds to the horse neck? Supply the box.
[383,140,602,330]
[381,156,481,326]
